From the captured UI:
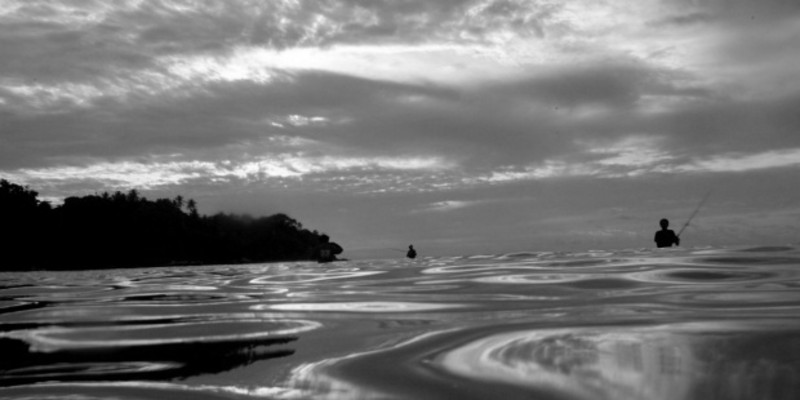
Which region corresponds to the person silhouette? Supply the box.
[654,218,680,248]
[406,245,417,259]
[314,234,343,263]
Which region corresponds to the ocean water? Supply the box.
[1,245,799,400]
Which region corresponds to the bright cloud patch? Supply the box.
[419,200,476,213]
[681,148,800,173]
[8,161,221,189]
[474,138,800,184]
[479,161,592,183]
[477,136,675,182]
[163,50,277,85]
[6,155,453,191]
[584,136,674,168]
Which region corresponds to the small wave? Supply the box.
[737,246,796,253]
[253,301,465,312]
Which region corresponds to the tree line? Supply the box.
[0,179,331,270]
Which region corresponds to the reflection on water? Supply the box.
[1,246,800,399]
[0,335,296,386]
[436,322,799,400]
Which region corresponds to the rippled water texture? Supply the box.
[2,246,800,399]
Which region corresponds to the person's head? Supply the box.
[320,234,330,243]
[409,244,414,249]
[659,218,669,229]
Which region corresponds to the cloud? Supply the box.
[470,137,800,184]
[679,148,800,173]
[3,153,453,194]
[1,0,800,252]
[417,200,477,213]
[4,60,800,192]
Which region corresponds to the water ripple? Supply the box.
[2,319,319,352]
[1,245,799,399]
[253,301,466,312]
[433,322,800,400]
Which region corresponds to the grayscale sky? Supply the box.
[2,0,799,257]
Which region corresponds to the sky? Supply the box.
[2,0,800,258]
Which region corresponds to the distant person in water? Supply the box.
[314,234,343,263]
[654,218,680,248]
[406,245,417,259]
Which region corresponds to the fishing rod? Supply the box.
[677,190,712,238]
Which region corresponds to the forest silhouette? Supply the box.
[0,179,333,270]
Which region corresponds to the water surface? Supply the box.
[1,246,799,399]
